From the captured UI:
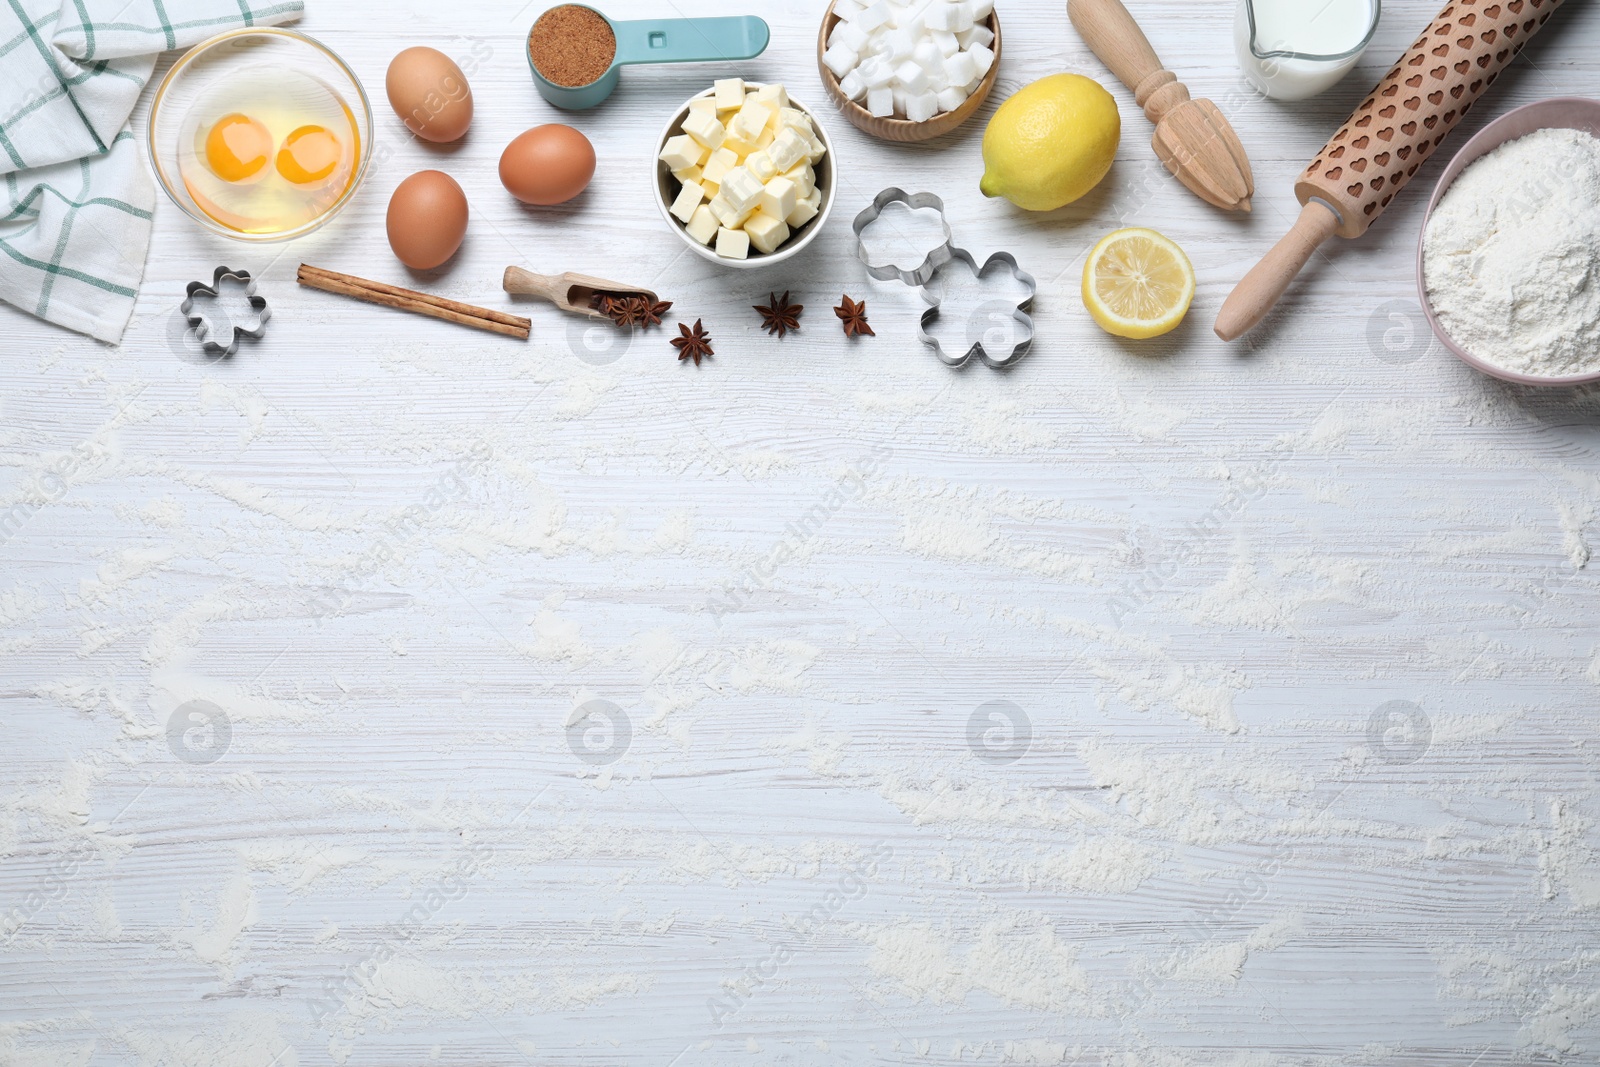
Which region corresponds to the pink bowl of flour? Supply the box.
[1417,97,1600,387]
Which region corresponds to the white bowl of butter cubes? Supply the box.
[655,80,834,266]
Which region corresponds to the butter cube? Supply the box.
[767,128,808,172]
[786,189,821,229]
[700,179,719,200]
[709,192,754,229]
[713,78,745,111]
[752,82,789,110]
[685,204,719,245]
[715,226,750,260]
[745,150,778,183]
[755,128,776,151]
[731,100,773,143]
[702,147,738,185]
[722,131,759,159]
[800,128,827,163]
[671,163,702,183]
[782,163,815,197]
[759,176,798,221]
[778,107,814,135]
[743,211,791,255]
[720,166,765,213]
[659,134,707,172]
[688,95,717,116]
[681,110,725,151]
[670,179,705,223]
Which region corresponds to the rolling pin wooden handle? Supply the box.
[1214,201,1340,341]
[502,266,560,300]
[1067,0,1189,123]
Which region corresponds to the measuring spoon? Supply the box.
[527,4,770,110]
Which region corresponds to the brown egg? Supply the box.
[499,124,596,206]
[386,170,468,270]
[385,47,473,143]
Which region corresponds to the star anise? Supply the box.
[834,294,874,338]
[753,291,803,338]
[638,297,672,328]
[671,319,713,365]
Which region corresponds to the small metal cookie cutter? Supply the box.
[918,248,1037,369]
[852,188,1036,369]
[180,266,270,357]
[852,187,956,287]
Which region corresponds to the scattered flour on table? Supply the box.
[1423,127,1600,378]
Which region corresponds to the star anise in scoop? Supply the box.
[672,319,713,365]
[834,295,874,338]
[638,297,672,328]
[754,291,803,338]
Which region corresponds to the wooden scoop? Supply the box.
[502,267,659,320]
[1068,0,1254,212]
[1215,0,1567,340]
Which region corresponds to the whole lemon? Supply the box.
[980,74,1121,212]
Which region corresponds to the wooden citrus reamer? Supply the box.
[1216,0,1565,341]
[1068,0,1254,212]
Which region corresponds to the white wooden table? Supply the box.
[5,0,1600,1063]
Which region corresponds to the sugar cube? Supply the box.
[859,55,894,88]
[905,90,938,123]
[969,0,993,18]
[949,1,974,30]
[767,128,808,172]
[958,22,993,48]
[943,51,975,87]
[969,42,994,76]
[833,0,865,19]
[913,39,941,68]
[882,27,917,59]
[823,41,859,79]
[715,226,750,260]
[743,211,791,255]
[894,59,931,93]
[931,29,959,56]
[936,86,967,112]
[670,180,706,223]
[856,0,891,31]
[745,149,778,182]
[685,204,719,245]
[923,4,955,30]
[867,87,895,117]
[714,78,745,111]
[659,134,707,172]
[702,147,738,185]
[839,69,868,100]
[786,190,821,229]
[681,110,725,151]
[829,20,869,52]
[759,176,798,221]
[720,166,765,213]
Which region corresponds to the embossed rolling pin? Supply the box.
[1068,0,1254,212]
[1215,0,1565,341]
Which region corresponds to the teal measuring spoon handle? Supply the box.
[609,15,770,68]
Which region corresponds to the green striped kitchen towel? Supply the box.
[1,0,304,344]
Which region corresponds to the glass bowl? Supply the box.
[147,27,374,242]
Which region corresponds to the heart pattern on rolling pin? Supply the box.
[1297,0,1564,238]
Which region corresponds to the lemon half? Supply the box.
[1082,228,1196,339]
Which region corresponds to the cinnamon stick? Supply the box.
[297,264,531,340]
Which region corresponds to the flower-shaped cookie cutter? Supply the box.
[852,187,1035,368]
[180,266,270,358]
[917,248,1036,369]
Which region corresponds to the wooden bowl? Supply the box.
[815,9,1000,143]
